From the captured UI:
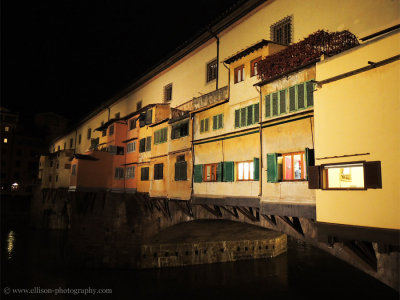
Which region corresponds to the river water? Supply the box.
[1,216,398,299]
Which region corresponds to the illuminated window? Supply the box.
[250,57,261,77]
[237,161,254,181]
[282,152,306,180]
[4,126,9,132]
[234,65,244,83]
[3,138,7,143]
[203,163,218,182]
[323,163,365,189]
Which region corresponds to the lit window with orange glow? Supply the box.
[282,152,306,180]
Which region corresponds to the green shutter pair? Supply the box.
[266,148,314,182]
[200,118,209,133]
[234,104,259,128]
[212,114,223,130]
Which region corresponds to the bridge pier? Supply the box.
[30,189,399,291]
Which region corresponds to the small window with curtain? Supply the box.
[126,166,135,179]
[234,65,244,83]
[203,163,218,182]
[250,57,262,77]
[236,161,254,181]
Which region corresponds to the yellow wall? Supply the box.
[49,0,399,154]
[314,31,400,229]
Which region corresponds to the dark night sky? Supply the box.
[1,0,246,124]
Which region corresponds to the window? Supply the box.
[250,57,262,77]
[154,127,168,144]
[265,81,314,118]
[237,161,254,181]
[200,118,209,133]
[3,138,7,144]
[154,163,164,180]
[271,16,292,45]
[175,155,187,181]
[282,152,306,180]
[136,101,142,110]
[164,83,173,102]
[126,166,135,179]
[87,128,92,140]
[127,141,136,153]
[206,59,218,82]
[71,164,76,176]
[203,163,219,182]
[70,138,74,148]
[234,103,259,128]
[129,119,136,130]
[57,145,60,151]
[114,167,124,179]
[139,137,151,152]
[4,126,9,132]
[213,114,223,130]
[115,112,120,119]
[64,142,66,149]
[145,109,152,125]
[78,134,82,144]
[141,167,149,181]
[234,65,244,83]
[171,120,189,139]
[109,125,114,136]
[267,148,314,183]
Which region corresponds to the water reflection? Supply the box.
[7,230,16,259]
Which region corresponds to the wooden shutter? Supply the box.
[265,94,271,118]
[298,84,305,109]
[204,118,209,132]
[272,93,278,116]
[253,157,260,181]
[254,103,259,123]
[218,114,223,129]
[240,107,246,127]
[213,115,217,130]
[200,119,204,132]
[279,89,286,114]
[235,110,240,128]
[289,86,296,111]
[216,162,223,182]
[146,137,151,151]
[267,153,278,182]
[308,166,321,189]
[364,161,382,189]
[305,148,315,180]
[223,161,234,182]
[145,110,152,125]
[194,165,203,183]
[306,81,314,107]
[247,105,253,125]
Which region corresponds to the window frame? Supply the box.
[203,163,218,182]
[234,103,259,128]
[171,120,189,140]
[321,161,366,190]
[200,118,210,133]
[154,163,164,180]
[213,114,224,130]
[250,57,262,77]
[114,167,124,179]
[129,118,136,130]
[127,141,136,153]
[271,16,292,45]
[140,167,149,181]
[282,151,306,181]
[109,125,114,136]
[236,161,254,181]
[234,65,245,84]
[87,128,91,140]
[154,127,168,144]
[164,83,173,102]
[206,59,218,82]
[126,166,135,179]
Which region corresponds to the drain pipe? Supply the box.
[256,86,263,197]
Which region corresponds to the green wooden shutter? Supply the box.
[265,94,271,118]
[253,157,260,181]
[213,115,217,130]
[216,162,223,182]
[254,103,259,123]
[240,107,246,127]
[272,93,278,116]
[219,114,223,129]
[279,89,286,114]
[234,109,240,128]
[146,136,151,151]
[247,105,253,125]
[298,83,305,109]
[205,118,209,131]
[194,164,203,183]
[267,153,278,183]
[306,81,314,107]
[289,86,296,111]
[223,161,234,182]
[200,119,204,133]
